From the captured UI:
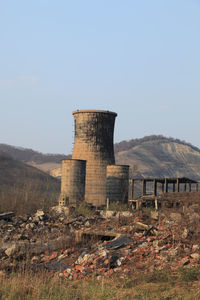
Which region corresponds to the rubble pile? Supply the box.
[1,205,200,280]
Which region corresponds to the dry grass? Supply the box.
[1,268,200,300]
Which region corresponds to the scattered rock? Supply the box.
[192,245,199,252]
[50,206,70,217]
[5,243,17,257]
[182,228,189,239]
[191,253,200,260]
[1,206,200,280]
[151,211,159,220]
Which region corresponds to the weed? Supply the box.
[75,202,95,217]
[1,268,200,299]
[107,201,130,212]
[178,267,200,282]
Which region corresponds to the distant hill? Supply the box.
[0,144,70,173]
[0,144,69,163]
[114,135,200,154]
[1,135,200,181]
[115,135,200,180]
[0,151,60,214]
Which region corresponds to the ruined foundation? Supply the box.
[72,110,117,207]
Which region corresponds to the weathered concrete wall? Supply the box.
[106,165,129,204]
[59,159,86,206]
[72,110,117,206]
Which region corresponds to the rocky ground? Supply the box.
[1,202,200,281]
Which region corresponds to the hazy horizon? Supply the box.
[1,1,200,154]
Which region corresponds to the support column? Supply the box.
[196,183,199,192]
[155,198,158,210]
[128,179,132,199]
[162,183,164,193]
[153,180,157,196]
[132,179,135,199]
[142,180,146,196]
[189,183,191,192]
[184,183,187,192]
[176,178,180,192]
[164,178,168,193]
[173,183,176,192]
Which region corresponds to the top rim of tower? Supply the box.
[72,110,117,116]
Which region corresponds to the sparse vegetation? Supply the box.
[107,201,130,212]
[75,202,96,217]
[1,268,200,299]
[0,152,60,214]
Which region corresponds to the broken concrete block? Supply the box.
[191,253,200,260]
[182,228,189,239]
[5,243,17,257]
[151,211,159,220]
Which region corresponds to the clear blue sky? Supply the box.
[0,0,200,154]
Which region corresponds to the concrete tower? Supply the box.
[72,110,117,206]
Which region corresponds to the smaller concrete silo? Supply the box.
[59,159,86,206]
[106,165,130,204]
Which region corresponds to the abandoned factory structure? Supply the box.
[59,110,129,207]
[59,110,198,208]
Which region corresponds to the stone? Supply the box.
[192,245,199,252]
[100,210,116,218]
[103,236,131,250]
[84,221,91,227]
[191,253,200,260]
[97,249,108,257]
[5,243,17,257]
[116,257,125,266]
[31,256,40,263]
[0,212,15,221]
[153,240,159,247]
[151,211,159,220]
[182,228,189,239]
[34,210,45,221]
[50,205,70,217]
[119,211,133,218]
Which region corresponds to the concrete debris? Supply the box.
[103,236,132,250]
[99,210,133,219]
[50,205,70,217]
[5,244,17,257]
[0,208,200,280]
[182,228,189,239]
[0,212,15,221]
[151,211,159,220]
[191,253,200,260]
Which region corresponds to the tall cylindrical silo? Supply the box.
[72,110,117,207]
[59,159,86,206]
[106,165,130,204]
